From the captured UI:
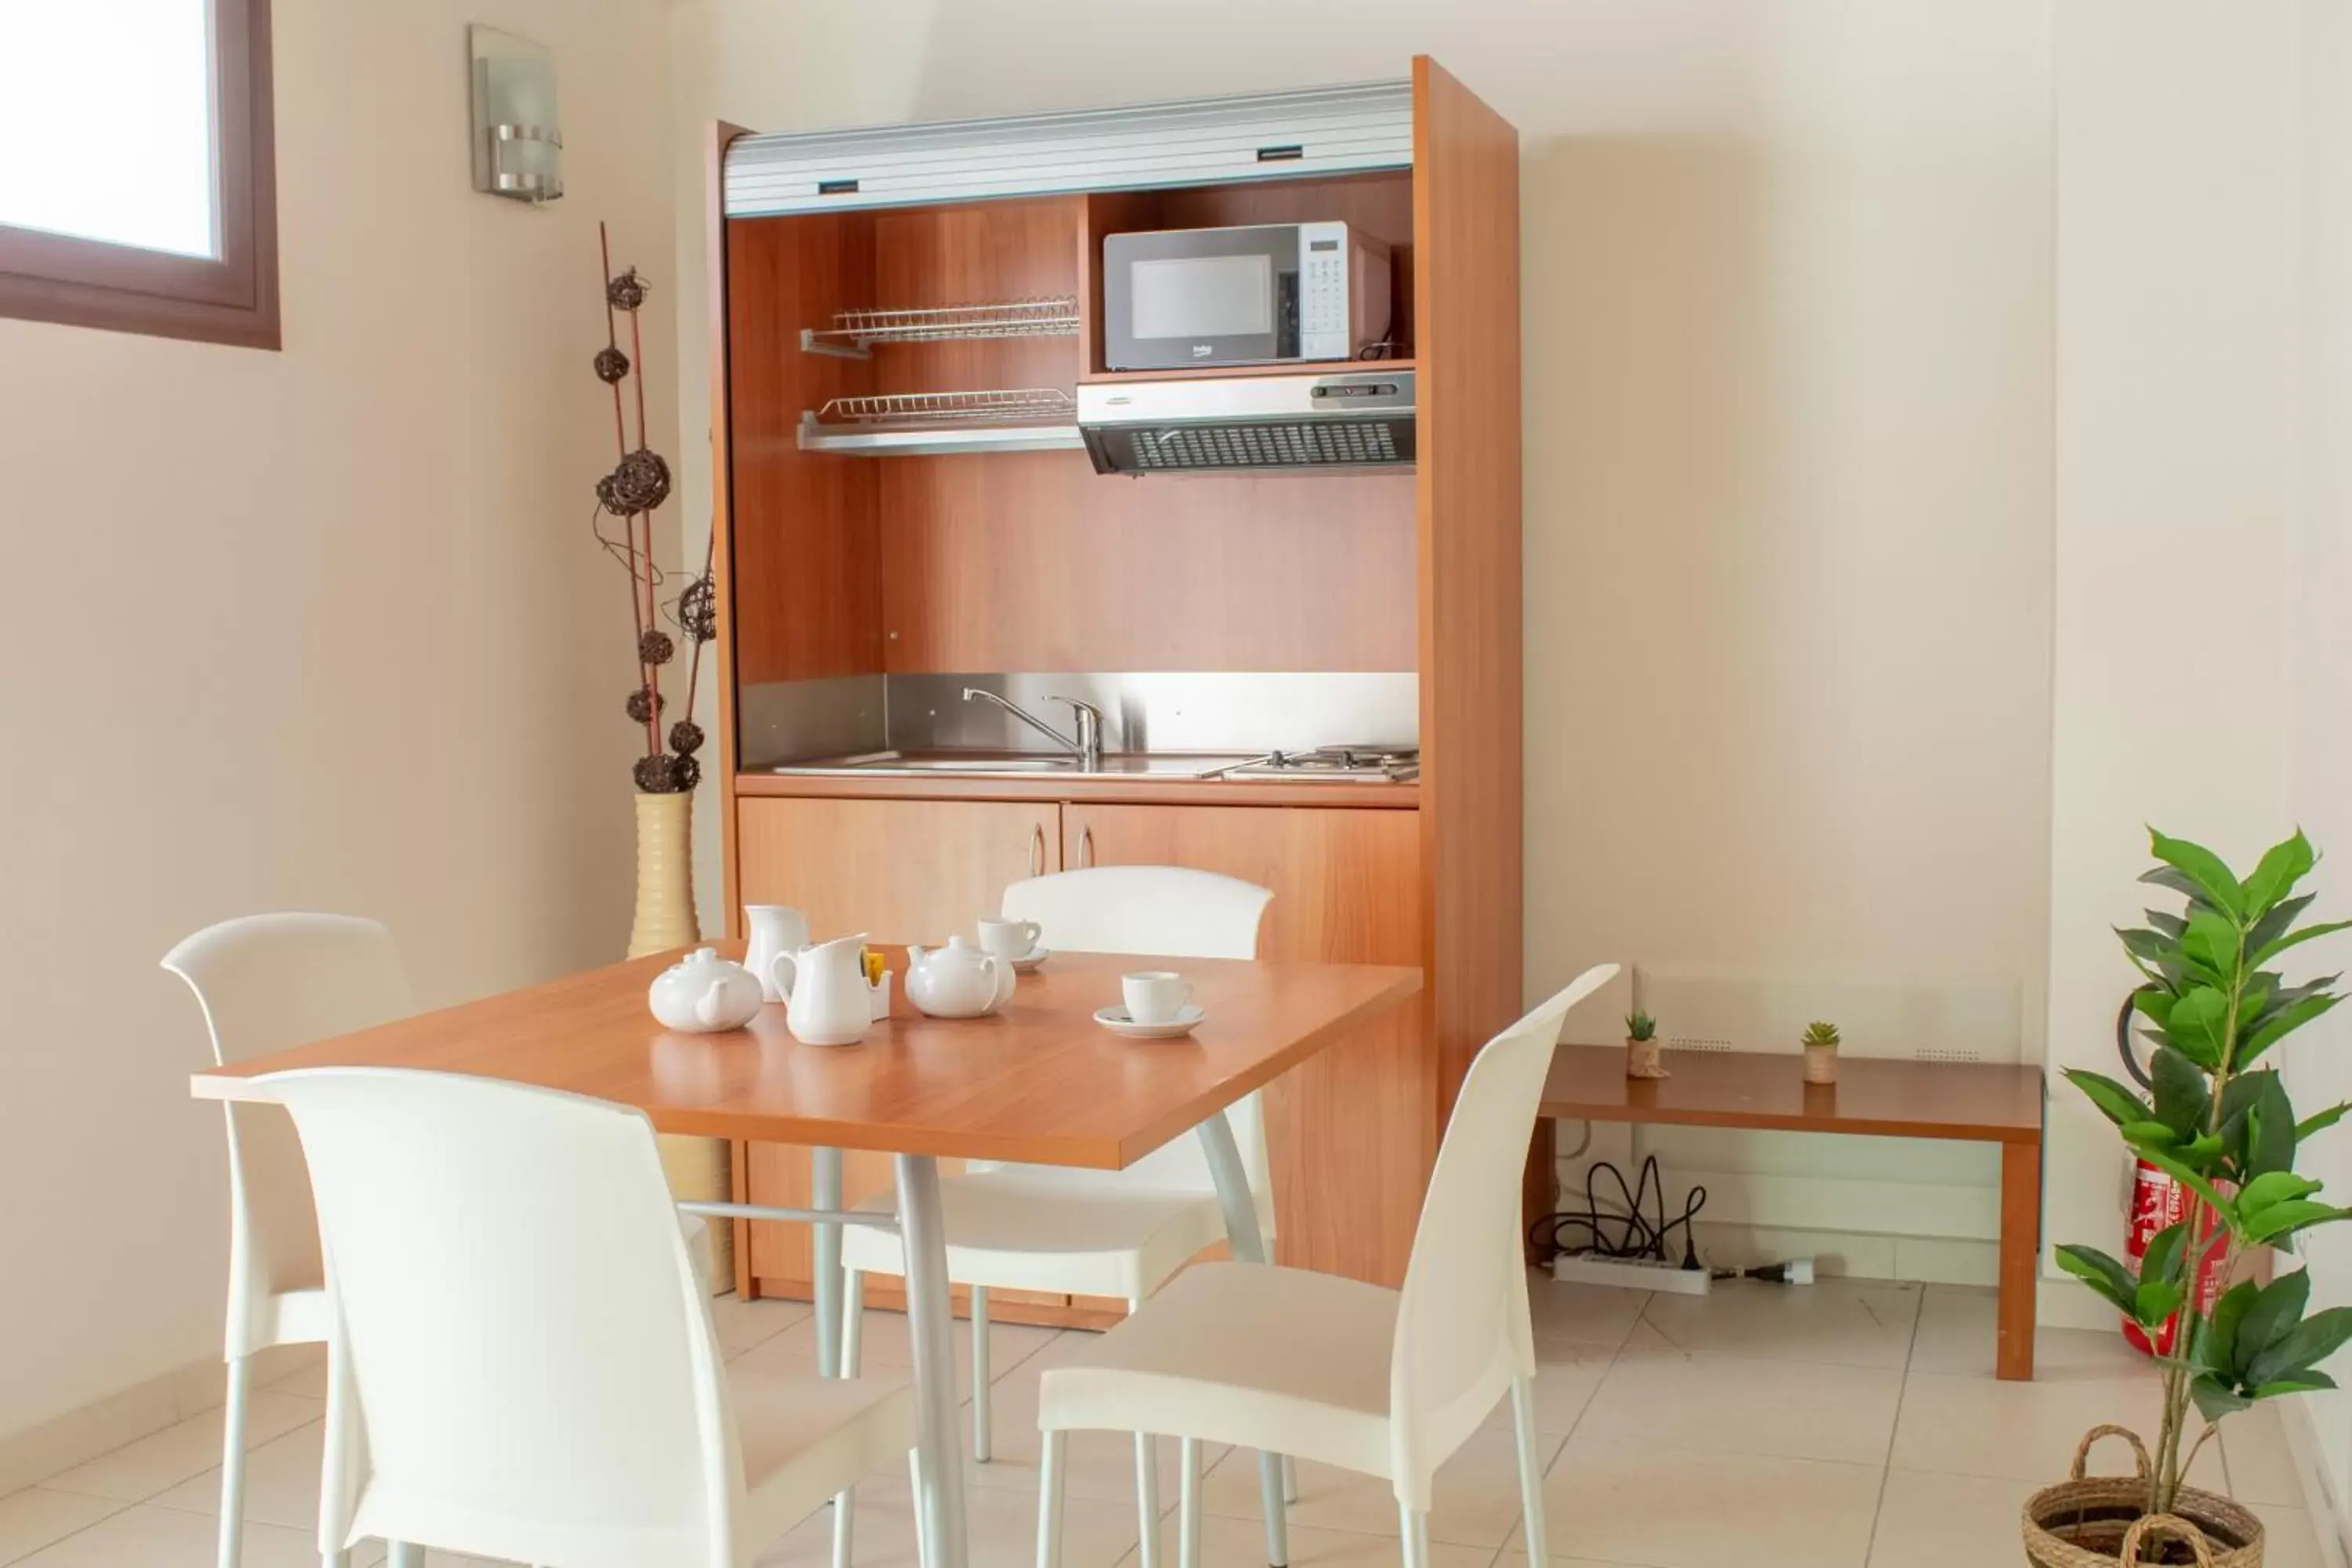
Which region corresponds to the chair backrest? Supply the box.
[162,913,414,1068]
[1000,867,1276,1199]
[1002,866,1272,962]
[262,1067,735,1568]
[1388,964,1619,1490]
[162,914,416,1345]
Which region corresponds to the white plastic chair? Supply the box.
[838,866,1277,1568]
[258,1065,917,1568]
[163,914,415,1568]
[165,912,718,1568]
[1035,964,1621,1568]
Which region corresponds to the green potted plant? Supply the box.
[1625,1009,1667,1080]
[2025,829,2350,1566]
[1801,1019,1840,1084]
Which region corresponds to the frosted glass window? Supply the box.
[1131,254,1272,339]
[0,0,218,257]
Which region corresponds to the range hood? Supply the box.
[1078,369,1416,476]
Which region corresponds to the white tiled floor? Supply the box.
[0,1276,2336,1567]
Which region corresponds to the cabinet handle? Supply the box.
[1079,824,1094,868]
[1029,822,1045,877]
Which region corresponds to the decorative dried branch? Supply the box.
[590,225,696,791]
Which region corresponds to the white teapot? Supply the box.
[648,948,765,1033]
[904,935,1014,1018]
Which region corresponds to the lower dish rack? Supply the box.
[797,388,1083,456]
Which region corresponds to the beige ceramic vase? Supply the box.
[626,789,700,960]
[625,788,731,1286]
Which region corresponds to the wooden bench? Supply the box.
[1537,1046,2048,1379]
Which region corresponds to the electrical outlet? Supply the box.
[1664,1035,1733,1053]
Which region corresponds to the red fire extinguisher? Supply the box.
[2116,993,2227,1356]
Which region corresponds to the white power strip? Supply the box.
[1550,1254,1713,1297]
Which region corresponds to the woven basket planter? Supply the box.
[2023,1425,2263,1566]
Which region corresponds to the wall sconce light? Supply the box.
[470,26,562,203]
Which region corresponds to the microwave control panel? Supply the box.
[1298,220,1353,361]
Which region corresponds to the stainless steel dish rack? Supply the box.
[796,387,1083,457]
[799,297,1080,358]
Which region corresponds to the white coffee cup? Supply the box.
[1122,971,1194,1026]
[978,917,1044,960]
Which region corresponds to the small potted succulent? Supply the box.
[1625,1010,1668,1080]
[1801,1020,1840,1084]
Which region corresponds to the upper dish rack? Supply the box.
[797,388,1082,456]
[800,297,1080,359]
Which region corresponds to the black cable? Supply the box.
[1527,1154,1708,1269]
[2118,987,2156,1090]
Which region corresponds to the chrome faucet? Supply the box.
[961,688,1105,771]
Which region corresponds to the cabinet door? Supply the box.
[735,796,1065,1306]
[738,796,1060,942]
[1062,804,1431,1287]
[742,1142,902,1291]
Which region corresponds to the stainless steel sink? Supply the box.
[769,750,1261,779]
[882,757,1075,774]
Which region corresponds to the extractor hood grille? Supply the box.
[1077,370,1416,476]
[1121,420,1404,470]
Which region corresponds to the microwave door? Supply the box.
[1105,226,1301,370]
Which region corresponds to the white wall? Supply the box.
[2042,19,2352,1537]
[0,0,674,1439]
[2285,0,2352,1527]
[666,0,2060,1271]
[2044,1,2303,1321]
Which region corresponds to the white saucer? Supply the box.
[1010,948,1051,974]
[1094,1004,1204,1040]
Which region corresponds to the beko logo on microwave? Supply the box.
[1192,343,1213,358]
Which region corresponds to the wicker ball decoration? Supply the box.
[669,719,705,756]
[625,684,666,724]
[593,346,631,384]
[675,573,717,643]
[607,268,651,312]
[638,630,675,666]
[671,753,702,793]
[596,448,672,517]
[633,753,681,793]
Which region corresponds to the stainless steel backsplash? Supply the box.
[738,672,1420,768]
[739,675,888,766]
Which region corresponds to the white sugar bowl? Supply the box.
[904,935,1014,1018]
[648,947,766,1033]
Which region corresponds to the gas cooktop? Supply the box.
[1219,746,1421,783]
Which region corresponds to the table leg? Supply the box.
[1997,1138,2042,1381]
[813,1146,844,1378]
[898,1153,970,1568]
[1196,1112,1290,1568]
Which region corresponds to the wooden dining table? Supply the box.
[190,942,1422,1568]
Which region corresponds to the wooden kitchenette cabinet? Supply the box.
[709,59,1525,1315]
[737,797,1062,941]
[733,796,1428,1308]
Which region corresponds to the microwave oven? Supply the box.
[1101,221,1392,371]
